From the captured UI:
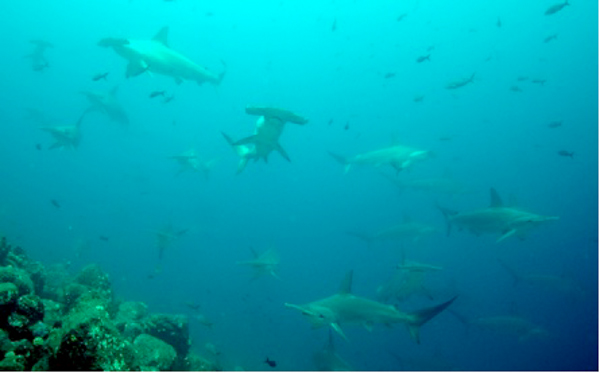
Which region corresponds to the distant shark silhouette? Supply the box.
[169,149,218,179]
[98,26,225,86]
[285,270,456,343]
[25,40,53,72]
[40,110,89,150]
[313,329,353,371]
[237,248,280,280]
[81,86,129,126]
[437,188,558,243]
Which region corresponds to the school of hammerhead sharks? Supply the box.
[26,9,578,368]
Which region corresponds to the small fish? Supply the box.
[547,120,563,129]
[413,95,425,103]
[163,95,175,104]
[149,90,166,98]
[416,54,430,63]
[51,199,60,208]
[531,79,546,85]
[516,76,529,82]
[497,17,502,28]
[328,118,333,125]
[396,13,407,22]
[545,1,569,15]
[99,235,109,242]
[543,34,558,43]
[384,72,396,79]
[92,72,109,81]
[205,11,214,17]
[344,122,349,131]
[35,143,42,151]
[331,18,337,32]
[509,85,523,93]
[558,150,574,158]
[264,358,277,368]
[439,136,452,141]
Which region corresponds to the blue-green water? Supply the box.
[0,0,597,370]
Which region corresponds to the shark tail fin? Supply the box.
[435,201,457,237]
[328,151,351,173]
[406,296,457,344]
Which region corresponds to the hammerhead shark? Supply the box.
[155,224,188,260]
[313,329,353,371]
[98,26,225,85]
[285,270,456,343]
[329,144,433,174]
[25,40,53,72]
[40,111,88,150]
[168,149,218,179]
[347,216,438,246]
[81,86,129,126]
[224,106,308,172]
[237,248,280,280]
[437,188,558,243]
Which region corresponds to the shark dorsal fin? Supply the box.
[153,26,170,47]
[490,188,503,208]
[338,270,353,294]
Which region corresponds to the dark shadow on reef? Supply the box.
[0,236,219,371]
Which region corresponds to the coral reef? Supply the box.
[0,237,214,371]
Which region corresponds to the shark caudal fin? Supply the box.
[435,202,457,237]
[327,152,351,173]
[406,296,457,344]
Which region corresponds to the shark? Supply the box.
[313,329,354,371]
[81,86,129,126]
[380,172,475,197]
[498,259,585,299]
[436,188,558,243]
[470,316,550,342]
[25,40,53,72]
[445,73,475,89]
[237,248,280,280]
[224,106,308,171]
[40,111,88,150]
[285,270,456,343]
[329,144,433,174]
[168,149,218,179]
[155,224,188,260]
[347,216,438,246]
[377,260,442,303]
[98,26,225,86]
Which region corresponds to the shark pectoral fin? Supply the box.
[126,60,148,78]
[331,323,347,340]
[234,135,258,146]
[496,229,516,243]
[275,143,291,162]
[363,322,373,332]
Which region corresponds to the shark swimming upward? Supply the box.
[98,26,225,86]
[437,188,558,243]
[285,270,456,343]
[223,106,308,173]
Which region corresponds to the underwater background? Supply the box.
[0,0,597,370]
